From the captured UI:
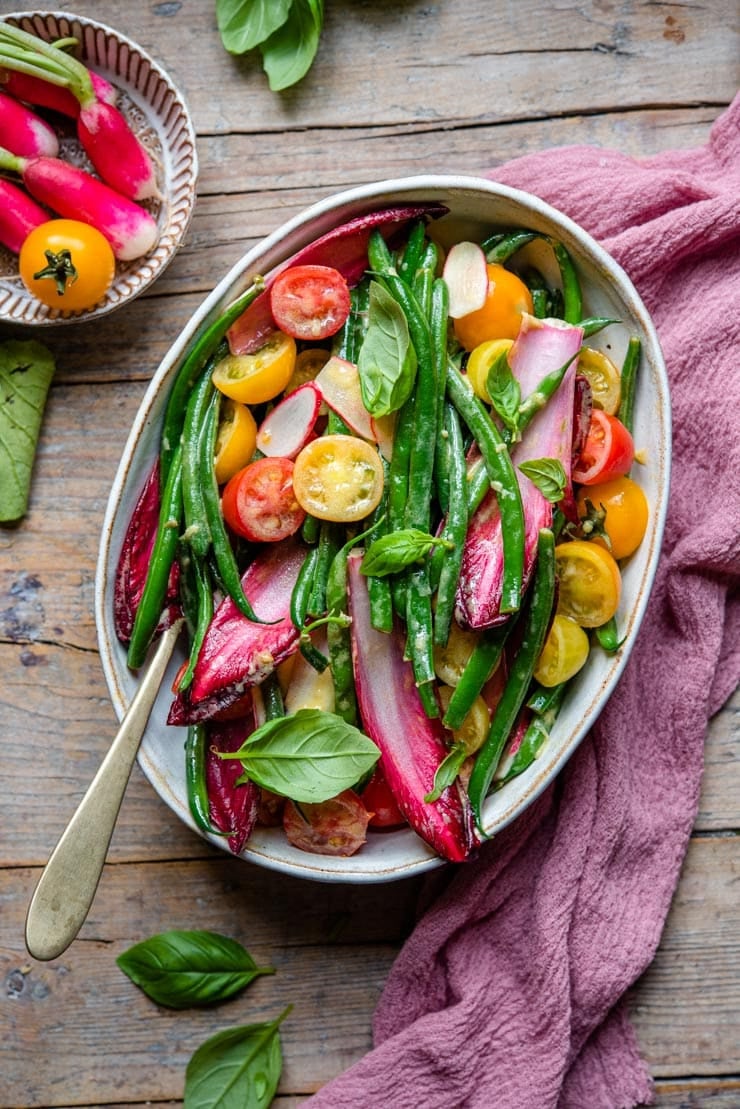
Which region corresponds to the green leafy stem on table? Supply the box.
[217,0,324,91]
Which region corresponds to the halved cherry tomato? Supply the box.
[438,685,490,754]
[577,347,621,414]
[19,219,115,310]
[212,330,296,405]
[283,789,370,856]
[361,767,406,829]
[270,264,351,341]
[572,409,634,485]
[577,475,649,560]
[221,456,305,542]
[533,613,590,687]
[465,338,514,402]
[285,346,332,393]
[433,619,480,686]
[555,540,621,628]
[213,398,258,485]
[292,434,384,522]
[454,263,533,350]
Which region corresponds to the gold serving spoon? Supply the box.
[25,618,184,962]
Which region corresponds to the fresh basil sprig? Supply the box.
[116,930,274,1009]
[361,528,454,577]
[221,708,380,801]
[184,1006,291,1109]
[517,458,567,503]
[357,280,417,417]
[485,347,521,440]
[217,0,324,91]
[424,744,468,803]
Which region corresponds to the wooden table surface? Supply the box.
[1,2,738,1106]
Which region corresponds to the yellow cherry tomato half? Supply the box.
[577,346,622,415]
[465,338,514,402]
[212,330,297,405]
[19,219,115,311]
[438,685,490,754]
[576,475,649,560]
[284,347,332,393]
[454,263,533,350]
[433,619,480,686]
[555,539,622,628]
[292,434,384,522]
[213,398,258,485]
[533,613,591,687]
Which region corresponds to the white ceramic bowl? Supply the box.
[0,10,197,323]
[96,176,671,882]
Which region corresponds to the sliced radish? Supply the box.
[314,356,376,441]
[256,383,322,458]
[371,410,397,462]
[443,241,488,319]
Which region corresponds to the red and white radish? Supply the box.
[0,91,59,158]
[0,147,158,260]
[0,66,117,116]
[0,24,159,201]
[442,240,488,318]
[227,204,448,355]
[314,356,376,440]
[256,383,321,459]
[0,178,48,253]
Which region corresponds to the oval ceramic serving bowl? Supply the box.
[0,10,197,324]
[96,175,671,883]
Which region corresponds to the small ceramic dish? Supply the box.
[0,10,197,324]
[96,176,671,883]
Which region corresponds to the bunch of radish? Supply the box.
[0,20,160,271]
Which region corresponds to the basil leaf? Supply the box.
[518,457,567,503]
[357,280,417,417]
[0,339,55,522]
[184,1007,291,1109]
[116,930,273,1009]
[485,348,521,438]
[226,708,380,802]
[424,744,468,803]
[216,0,293,54]
[260,0,324,92]
[361,528,453,577]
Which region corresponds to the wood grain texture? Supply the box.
[0,0,737,1105]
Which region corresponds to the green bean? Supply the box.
[176,553,213,692]
[412,241,439,318]
[432,404,468,646]
[200,393,263,623]
[465,455,490,517]
[527,680,566,715]
[405,565,438,715]
[594,616,625,653]
[514,348,582,439]
[619,336,641,436]
[547,238,582,324]
[397,219,427,286]
[180,365,216,560]
[579,316,620,338]
[127,441,184,670]
[467,528,557,823]
[430,277,451,509]
[290,545,320,630]
[446,363,525,614]
[160,283,263,487]
[301,513,321,545]
[261,672,285,720]
[325,543,358,725]
[308,522,341,617]
[388,394,414,532]
[442,621,513,731]
[366,464,394,633]
[185,723,228,837]
[496,682,567,787]
[484,230,537,263]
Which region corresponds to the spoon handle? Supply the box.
[25,619,184,962]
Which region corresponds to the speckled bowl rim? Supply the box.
[95,175,671,883]
[0,10,198,324]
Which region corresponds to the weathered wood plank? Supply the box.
[1,835,738,1105]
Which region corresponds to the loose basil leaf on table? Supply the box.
[357,280,417,417]
[184,1007,291,1109]
[216,0,293,54]
[261,0,324,91]
[0,339,55,522]
[116,930,274,1009]
[224,708,380,802]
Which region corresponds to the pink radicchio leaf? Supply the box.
[205,715,260,855]
[347,551,476,863]
[456,316,583,629]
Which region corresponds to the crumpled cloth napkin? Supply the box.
[307,96,740,1108]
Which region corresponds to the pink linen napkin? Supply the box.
[306,96,740,1108]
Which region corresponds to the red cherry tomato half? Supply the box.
[572,409,635,486]
[282,790,370,856]
[221,456,306,543]
[270,264,351,341]
[360,767,407,829]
